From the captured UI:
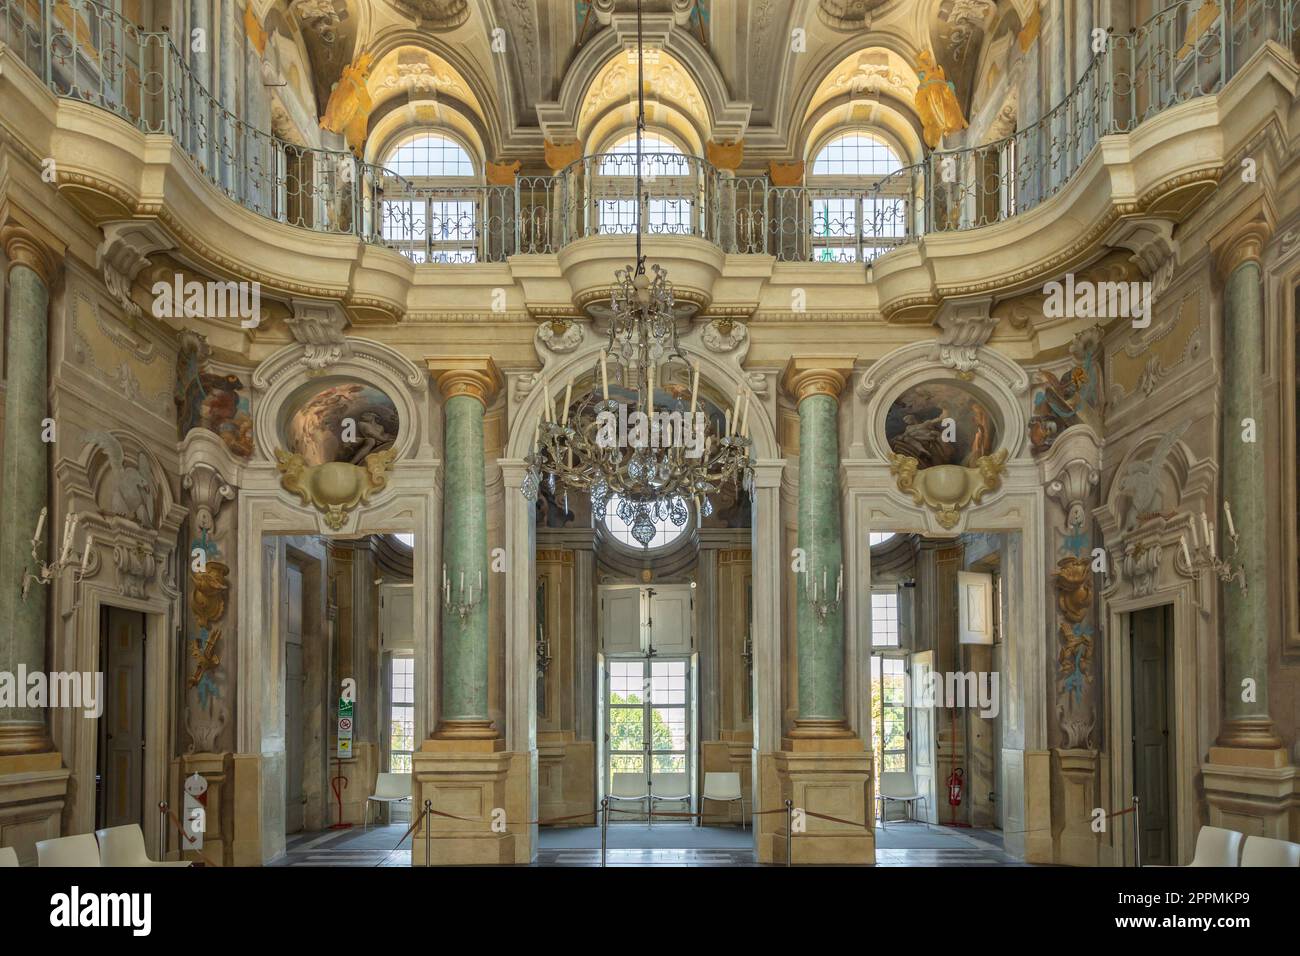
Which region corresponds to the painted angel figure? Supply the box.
[321,52,375,155]
[915,50,968,148]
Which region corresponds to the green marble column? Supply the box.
[782,358,856,739]
[0,227,56,755]
[428,360,501,741]
[1216,228,1282,751]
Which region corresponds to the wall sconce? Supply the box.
[22,508,93,599]
[741,624,753,673]
[1180,499,1246,593]
[802,563,843,624]
[442,563,483,626]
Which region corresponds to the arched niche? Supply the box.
[542,20,750,144]
[578,49,711,154]
[498,323,784,862]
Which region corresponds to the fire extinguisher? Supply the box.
[946,767,967,827]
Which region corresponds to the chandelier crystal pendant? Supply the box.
[519,0,754,545]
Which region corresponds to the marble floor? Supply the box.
[269,821,1025,867]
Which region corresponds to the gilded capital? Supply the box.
[1,225,59,286]
[706,140,744,173]
[781,355,857,403]
[427,357,504,407]
[769,160,805,187]
[1214,219,1272,280]
[544,139,584,173]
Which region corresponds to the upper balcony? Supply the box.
[2,0,1298,330]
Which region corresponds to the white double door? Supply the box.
[600,584,695,818]
[604,657,692,818]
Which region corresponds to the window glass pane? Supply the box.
[384,133,474,177]
[610,755,644,774]
[392,657,414,704]
[608,708,645,751]
[609,660,644,702]
[872,592,899,646]
[651,707,686,751]
[812,133,902,176]
[653,754,686,774]
[869,532,895,546]
[602,495,689,550]
[650,661,687,704]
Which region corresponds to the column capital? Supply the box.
[706,140,744,173]
[543,139,583,174]
[781,356,857,403]
[1,224,59,286]
[427,357,504,407]
[1213,217,1272,280]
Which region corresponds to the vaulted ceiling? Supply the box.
[257,0,1025,161]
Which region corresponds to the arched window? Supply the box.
[600,494,690,550]
[594,131,697,236]
[807,131,907,262]
[377,131,481,263]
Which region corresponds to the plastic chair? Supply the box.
[36,833,101,867]
[877,771,927,828]
[701,772,746,829]
[365,772,412,830]
[0,846,18,867]
[648,773,691,827]
[1184,826,1243,867]
[1241,835,1300,867]
[606,774,650,824]
[95,824,192,867]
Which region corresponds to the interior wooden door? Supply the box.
[1131,605,1173,865]
[98,608,145,830]
[284,564,306,834]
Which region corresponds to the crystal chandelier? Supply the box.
[520,0,754,546]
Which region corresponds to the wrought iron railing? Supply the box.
[1,0,1296,266]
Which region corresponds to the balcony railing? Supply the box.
[1,0,1296,266]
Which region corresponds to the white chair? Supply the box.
[365,772,412,830]
[701,772,746,829]
[606,774,650,824]
[648,775,691,828]
[95,824,192,867]
[1241,835,1300,867]
[0,846,18,867]
[877,771,927,828]
[1181,826,1244,867]
[36,833,101,867]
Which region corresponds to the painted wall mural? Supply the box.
[1028,325,1103,455]
[174,333,255,459]
[284,381,399,467]
[185,525,230,754]
[885,380,999,469]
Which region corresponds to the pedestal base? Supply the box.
[0,751,70,866]
[767,739,874,865]
[412,745,532,865]
[1201,752,1297,840]
[1053,748,1100,866]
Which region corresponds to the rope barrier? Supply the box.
[157,801,219,868]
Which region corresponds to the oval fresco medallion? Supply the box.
[285,381,400,467]
[885,381,1000,470]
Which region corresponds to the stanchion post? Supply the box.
[600,797,609,867]
[158,802,167,859]
[423,799,432,868]
[1132,795,1142,868]
[785,799,793,867]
